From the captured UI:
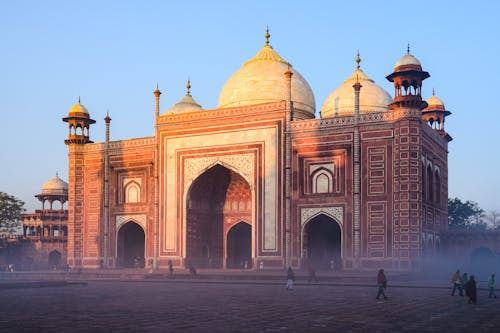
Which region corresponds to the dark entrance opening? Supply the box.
[186,164,251,269]
[304,214,342,270]
[227,222,252,269]
[117,222,145,268]
[48,250,62,269]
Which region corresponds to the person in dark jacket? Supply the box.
[286,267,295,290]
[376,269,388,300]
[464,275,477,304]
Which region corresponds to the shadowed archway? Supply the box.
[186,164,251,269]
[48,250,62,268]
[226,222,252,269]
[303,214,342,270]
[116,221,145,268]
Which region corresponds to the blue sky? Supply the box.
[2,1,499,214]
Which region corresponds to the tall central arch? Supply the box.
[186,164,252,268]
[303,214,342,270]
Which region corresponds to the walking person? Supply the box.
[376,269,388,300]
[461,272,468,291]
[188,262,197,279]
[286,266,295,290]
[307,262,317,283]
[488,273,497,298]
[167,259,174,279]
[451,269,463,296]
[464,275,477,304]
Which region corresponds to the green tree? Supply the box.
[0,192,25,234]
[448,197,485,230]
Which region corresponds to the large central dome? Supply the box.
[218,34,315,114]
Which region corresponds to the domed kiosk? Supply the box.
[35,174,68,210]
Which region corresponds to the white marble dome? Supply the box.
[321,69,392,117]
[425,93,445,110]
[218,44,315,114]
[394,53,421,69]
[41,175,68,196]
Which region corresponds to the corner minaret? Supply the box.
[62,98,95,268]
[386,48,429,269]
[62,98,96,145]
[386,46,430,111]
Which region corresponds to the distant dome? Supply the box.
[68,99,89,116]
[321,69,392,117]
[395,54,421,68]
[164,81,203,115]
[218,41,315,114]
[41,175,68,196]
[393,47,423,72]
[425,94,445,110]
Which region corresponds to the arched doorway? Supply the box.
[227,222,252,269]
[48,250,62,269]
[186,164,251,269]
[303,214,342,270]
[117,221,145,268]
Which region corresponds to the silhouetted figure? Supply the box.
[167,260,174,278]
[461,272,468,290]
[376,269,388,300]
[188,262,197,279]
[451,269,463,296]
[307,263,317,283]
[286,267,295,290]
[464,275,477,304]
[488,273,497,298]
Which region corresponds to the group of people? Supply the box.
[451,269,497,304]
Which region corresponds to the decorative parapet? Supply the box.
[158,101,287,124]
[291,109,423,131]
[83,137,155,152]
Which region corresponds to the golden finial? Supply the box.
[407,43,410,54]
[265,26,270,46]
[186,78,191,96]
[355,50,361,70]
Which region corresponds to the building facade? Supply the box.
[62,33,452,270]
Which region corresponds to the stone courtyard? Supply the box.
[1,276,499,332]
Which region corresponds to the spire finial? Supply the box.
[78,96,81,104]
[432,88,435,96]
[186,78,191,96]
[407,43,410,54]
[156,83,159,90]
[56,171,59,177]
[355,50,361,70]
[265,26,270,46]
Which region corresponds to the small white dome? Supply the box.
[321,69,392,117]
[41,175,68,196]
[68,100,89,116]
[394,53,421,69]
[425,94,445,111]
[164,93,203,114]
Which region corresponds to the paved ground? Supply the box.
[0,278,499,332]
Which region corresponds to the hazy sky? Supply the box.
[2,1,499,214]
